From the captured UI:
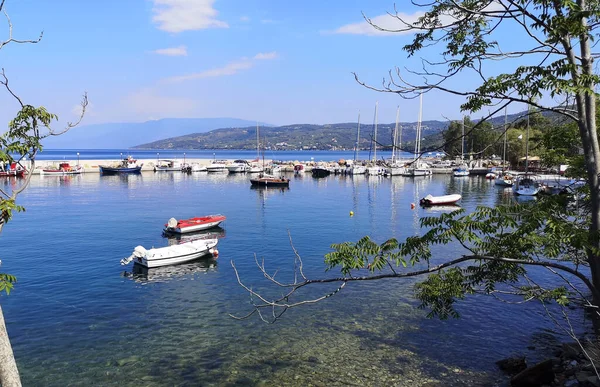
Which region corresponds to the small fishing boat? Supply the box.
[250,174,290,187]
[99,157,143,174]
[419,194,462,206]
[485,172,497,179]
[0,162,25,177]
[312,166,331,178]
[164,214,226,234]
[120,238,219,268]
[495,173,514,187]
[41,162,84,175]
[154,159,182,172]
[182,163,207,173]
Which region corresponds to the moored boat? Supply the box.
[164,214,226,234]
[99,157,142,174]
[453,165,470,177]
[513,174,540,196]
[419,194,462,206]
[0,162,25,177]
[207,161,227,173]
[250,174,290,187]
[41,162,83,175]
[120,239,219,268]
[154,159,182,172]
[227,160,250,173]
[312,166,331,178]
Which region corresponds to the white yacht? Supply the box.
[207,160,227,173]
[227,160,250,173]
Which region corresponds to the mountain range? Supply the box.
[42,109,565,151]
[42,118,271,149]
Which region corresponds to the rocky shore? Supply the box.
[498,340,600,386]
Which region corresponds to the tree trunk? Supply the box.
[0,306,20,386]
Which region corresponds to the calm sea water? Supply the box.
[0,171,582,386]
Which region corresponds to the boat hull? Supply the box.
[41,166,84,175]
[312,168,330,178]
[164,215,226,234]
[0,170,25,177]
[250,176,290,187]
[99,166,142,174]
[420,194,462,206]
[132,239,219,268]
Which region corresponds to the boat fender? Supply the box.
[410,203,415,209]
[209,248,219,258]
[167,218,178,229]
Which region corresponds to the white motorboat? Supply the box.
[121,239,219,268]
[419,194,462,206]
[348,165,366,175]
[495,172,514,187]
[207,161,227,173]
[248,164,264,173]
[191,163,207,172]
[453,165,470,177]
[227,160,250,173]
[513,175,540,196]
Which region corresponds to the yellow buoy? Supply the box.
[349,211,354,216]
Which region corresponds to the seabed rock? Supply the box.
[497,356,528,375]
[510,359,554,387]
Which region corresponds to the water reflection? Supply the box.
[123,257,218,283]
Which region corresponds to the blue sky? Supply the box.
[0,0,538,128]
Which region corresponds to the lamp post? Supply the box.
[213,152,216,161]
[77,152,80,166]
[120,152,123,161]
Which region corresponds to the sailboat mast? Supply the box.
[461,117,465,161]
[414,93,423,160]
[373,102,378,161]
[256,122,260,159]
[392,106,399,163]
[502,107,507,172]
[525,105,530,174]
[354,112,361,161]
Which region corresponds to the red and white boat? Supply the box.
[419,194,462,206]
[0,162,25,177]
[41,162,84,175]
[164,214,226,234]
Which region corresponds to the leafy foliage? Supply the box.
[325,196,591,319]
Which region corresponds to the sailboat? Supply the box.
[367,102,382,176]
[348,112,366,175]
[513,105,540,195]
[248,123,264,173]
[386,106,408,176]
[453,117,470,177]
[249,127,290,187]
[495,108,514,187]
[407,93,432,176]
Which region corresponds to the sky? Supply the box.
[0,0,546,128]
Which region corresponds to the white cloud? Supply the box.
[331,13,424,36]
[124,88,198,117]
[164,52,278,83]
[240,16,250,22]
[332,3,503,37]
[152,45,188,56]
[152,0,228,33]
[253,52,278,60]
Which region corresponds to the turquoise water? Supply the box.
[0,172,579,386]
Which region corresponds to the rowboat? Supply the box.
[164,214,226,234]
[120,239,219,268]
[419,194,462,206]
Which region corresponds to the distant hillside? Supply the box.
[133,120,449,151]
[43,118,272,149]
